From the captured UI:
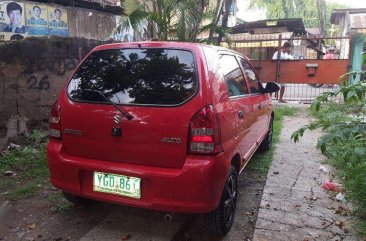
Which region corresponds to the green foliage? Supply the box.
[249,0,348,30]
[249,106,298,173]
[292,53,366,235]
[115,0,230,44]
[0,130,48,200]
[48,192,71,213]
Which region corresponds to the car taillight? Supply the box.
[188,105,223,155]
[49,100,61,139]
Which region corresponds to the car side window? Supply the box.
[238,58,262,94]
[218,55,248,97]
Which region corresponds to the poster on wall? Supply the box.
[0,1,26,40]
[25,3,48,36]
[48,6,68,37]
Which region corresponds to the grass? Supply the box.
[248,105,299,173]
[0,129,70,211]
[312,102,366,236]
[0,130,49,201]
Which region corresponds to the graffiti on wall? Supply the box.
[0,1,69,40]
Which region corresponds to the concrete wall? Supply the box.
[68,7,117,40]
[0,37,107,142]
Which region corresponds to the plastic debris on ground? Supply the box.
[322,181,341,192]
[336,193,345,202]
[319,165,329,173]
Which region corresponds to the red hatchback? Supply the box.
[47,42,279,235]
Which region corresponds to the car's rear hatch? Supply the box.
[60,46,203,169]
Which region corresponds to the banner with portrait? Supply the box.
[48,6,68,37]
[0,1,26,40]
[25,3,48,36]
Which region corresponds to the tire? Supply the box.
[62,192,95,206]
[206,166,238,236]
[258,117,273,152]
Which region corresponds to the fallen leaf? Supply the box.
[265,204,270,208]
[335,220,345,229]
[28,223,36,229]
[295,204,301,208]
[273,171,279,175]
[121,234,131,240]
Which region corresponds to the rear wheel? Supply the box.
[206,166,238,236]
[62,192,95,206]
[258,117,273,152]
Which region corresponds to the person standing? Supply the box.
[324,48,335,59]
[272,41,294,103]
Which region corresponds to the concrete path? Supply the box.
[253,114,357,241]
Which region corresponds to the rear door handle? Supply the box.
[238,111,244,119]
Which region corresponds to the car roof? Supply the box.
[92,41,247,59]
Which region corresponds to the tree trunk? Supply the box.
[208,0,224,44]
[317,0,326,36]
[280,0,289,18]
[216,0,233,45]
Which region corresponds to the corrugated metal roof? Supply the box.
[229,18,306,35]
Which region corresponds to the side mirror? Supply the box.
[264,82,280,93]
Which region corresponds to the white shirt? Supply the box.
[272,51,294,60]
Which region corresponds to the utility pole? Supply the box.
[317,0,326,36]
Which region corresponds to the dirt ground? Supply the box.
[0,166,266,241]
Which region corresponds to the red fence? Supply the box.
[227,34,351,102]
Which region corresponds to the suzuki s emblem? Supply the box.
[112,115,122,137]
[114,115,122,124]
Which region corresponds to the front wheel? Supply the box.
[205,166,238,236]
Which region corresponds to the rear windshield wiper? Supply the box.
[84,89,134,120]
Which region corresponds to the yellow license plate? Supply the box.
[93,172,141,199]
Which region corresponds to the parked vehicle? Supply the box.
[47,42,279,235]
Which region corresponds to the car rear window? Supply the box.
[67,48,198,105]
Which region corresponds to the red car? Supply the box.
[47,42,279,235]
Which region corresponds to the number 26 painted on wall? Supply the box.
[27,75,50,90]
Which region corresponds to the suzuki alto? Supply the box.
[47,41,279,235]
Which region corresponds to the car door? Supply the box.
[238,57,272,142]
[218,54,256,165]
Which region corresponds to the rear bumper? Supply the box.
[47,140,229,213]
